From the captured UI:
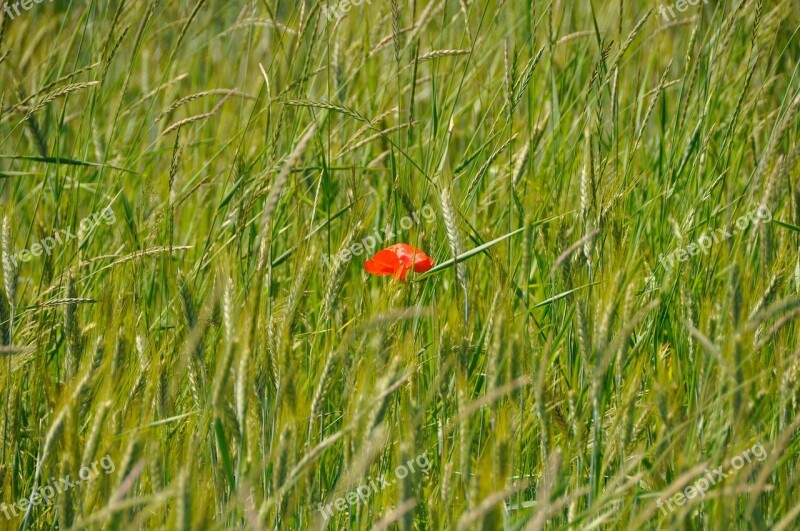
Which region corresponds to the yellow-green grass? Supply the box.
[1,0,799,529]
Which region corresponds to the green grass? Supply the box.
[1,0,799,529]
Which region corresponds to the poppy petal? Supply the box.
[373,249,401,269]
[364,260,392,275]
[386,243,415,265]
[365,244,434,282]
[412,254,434,273]
[364,249,400,275]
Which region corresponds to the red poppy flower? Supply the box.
[364,243,434,282]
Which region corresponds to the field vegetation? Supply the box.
[1,0,799,529]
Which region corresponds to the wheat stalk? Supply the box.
[161,91,234,136]
[320,221,361,323]
[255,122,318,273]
[64,275,81,381]
[155,89,244,123]
[418,48,470,62]
[22,81,100,120]
[440,186,468,323]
